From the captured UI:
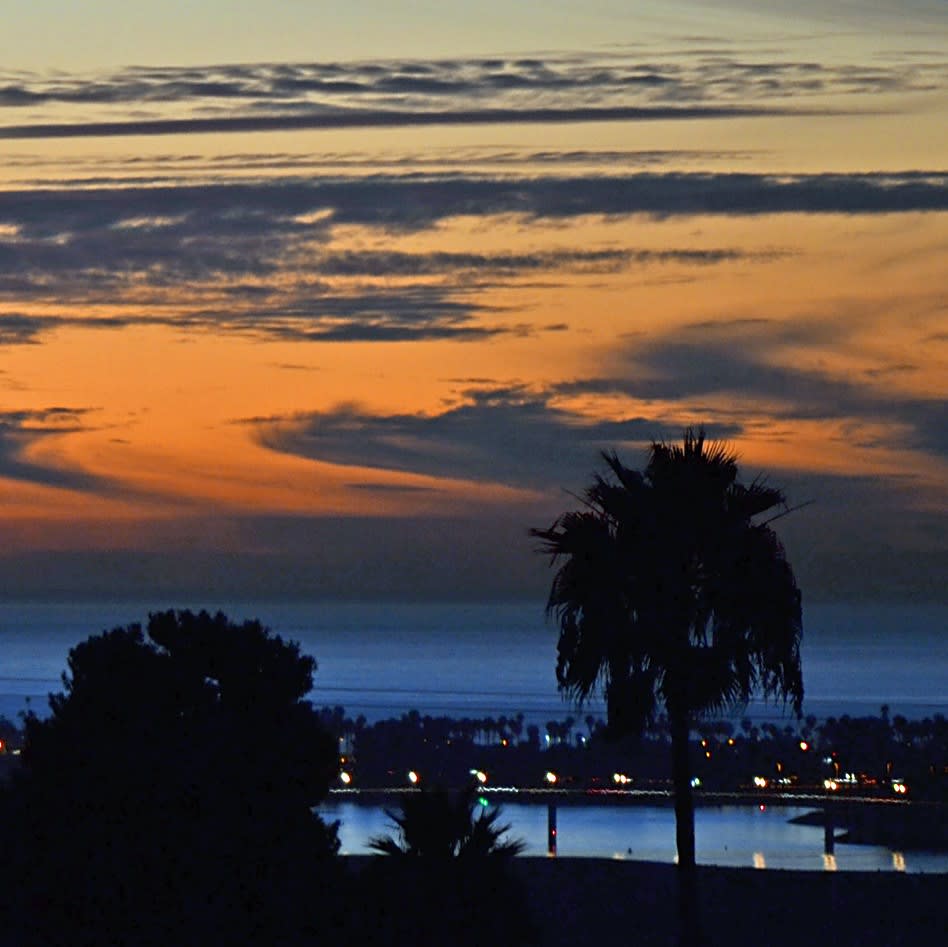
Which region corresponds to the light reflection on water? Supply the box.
[320,802,948,874]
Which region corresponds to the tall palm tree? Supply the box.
[532,429,803,944]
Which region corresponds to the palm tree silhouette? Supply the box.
[368,785,525,858]
[532,429,803,945]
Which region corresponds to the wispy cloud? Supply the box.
[558,318,948,462]
[248,385,739,490]
[0,293,508,346]
[0,104,826,140]
[0,146,759,184]
[2,49,944,140]
[0,407,108,492]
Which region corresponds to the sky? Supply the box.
[0,1,946,602]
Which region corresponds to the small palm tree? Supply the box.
[368,786,525,859]
[532,429,803,944]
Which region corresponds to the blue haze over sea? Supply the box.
[1,601,944,726]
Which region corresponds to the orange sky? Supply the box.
[1,11,946,601]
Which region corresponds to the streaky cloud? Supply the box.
[0,408,110,492]
[307,247,754,277]
[4,174,945,240]
[0,104,828,140]
[0,293,513,346]
[345,482,437,493]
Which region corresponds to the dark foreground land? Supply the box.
[341,854,946,945]
[503,857,945,947]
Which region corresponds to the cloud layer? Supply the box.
[1,172,944,347]
[1,39,946,603]
[3,48,946,136]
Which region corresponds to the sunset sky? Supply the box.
[1,1,946,602]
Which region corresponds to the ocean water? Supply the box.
[0,600,944,725]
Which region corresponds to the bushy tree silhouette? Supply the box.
[1,609,341,947]
[532,429,803,945]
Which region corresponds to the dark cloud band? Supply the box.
[0,104,821,140]
[4,174,944,238]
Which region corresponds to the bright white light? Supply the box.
[544,771,558,784]
[407,770,419,785]
[339,771,352,785]
[470,769,487,784]
[753,776,768,788]
[690,777,701,788]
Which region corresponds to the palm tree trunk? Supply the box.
[670,706,701,946]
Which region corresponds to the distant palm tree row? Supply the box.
[310,700,946,798]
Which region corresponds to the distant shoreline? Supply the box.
[788,806,948,852]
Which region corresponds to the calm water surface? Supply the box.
[322,801,947,873]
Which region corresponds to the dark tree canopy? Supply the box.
[2,609,342,946]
